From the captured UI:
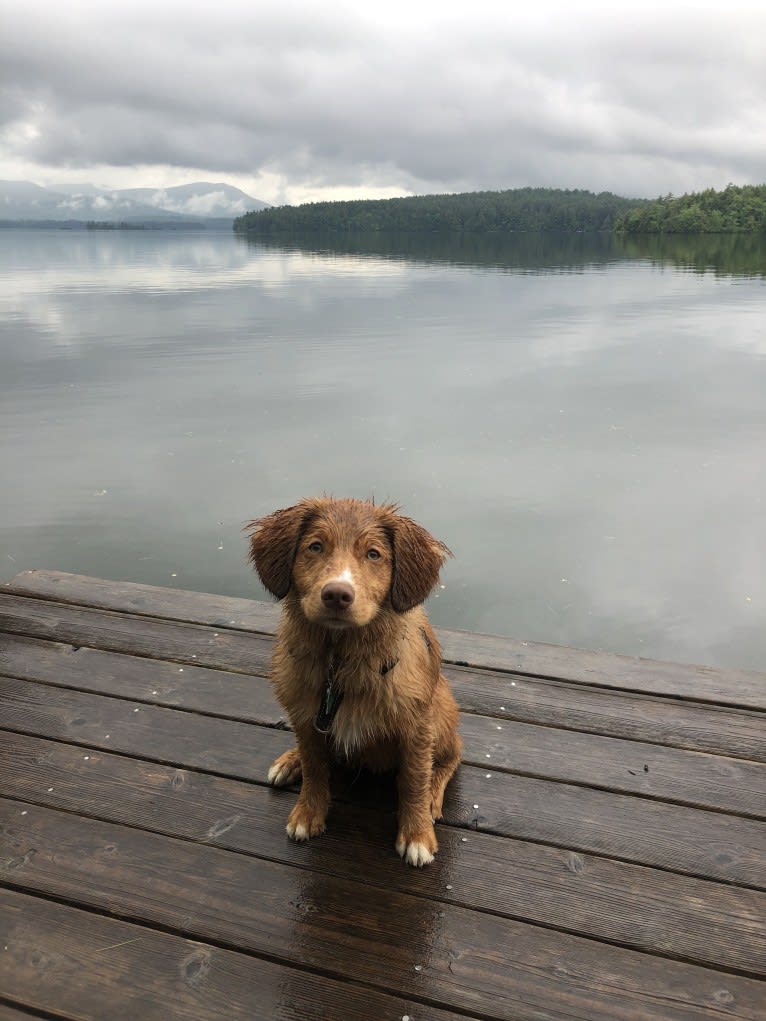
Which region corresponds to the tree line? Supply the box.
[234,184,766,235]
[233,188,646,234]
[614,184,766,234]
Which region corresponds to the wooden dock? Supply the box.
[0,569,764,1021]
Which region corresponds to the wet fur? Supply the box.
[247,497,462,866]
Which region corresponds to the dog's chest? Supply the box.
[329,708,371,756]
[275,635,409,757]
[325,663,399,758]
[328,697,400,770]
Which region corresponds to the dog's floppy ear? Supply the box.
[388,514,452,613]
[246,502,314,599]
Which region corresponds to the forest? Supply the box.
[233,188,645,234]
[234,184,766,235]
[614,184,766,233]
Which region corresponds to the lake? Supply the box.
[1,228,763,671]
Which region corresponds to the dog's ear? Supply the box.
[246,502,314,599]
[388,514,452,613]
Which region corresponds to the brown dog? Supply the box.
[247,497,462,866]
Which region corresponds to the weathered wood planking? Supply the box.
[0,1004,49,1021]
[2,676,765,886]
[5,568,282,633]
[6,569,766,707]
[2,732,764,976]
[0,888,471,1021]
[2,664,764,818]
[1,571,765,1021]
[3,800,764,1021]
[3,631,765,760]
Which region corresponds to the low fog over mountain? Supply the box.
[0,181,268,223]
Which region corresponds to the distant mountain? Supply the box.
[0,181,269,224]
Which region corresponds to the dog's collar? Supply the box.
[313,653,398,734]
[314,654,344,734]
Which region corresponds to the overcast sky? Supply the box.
[1,0,764,205]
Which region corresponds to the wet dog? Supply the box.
[247,497,462,866]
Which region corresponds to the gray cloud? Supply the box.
[1,1,765,201]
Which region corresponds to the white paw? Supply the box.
[268,760,299,786]
[286,820,309,840]
[396,838,435,867]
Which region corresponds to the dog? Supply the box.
[247,497,462,866]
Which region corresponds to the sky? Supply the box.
[1,0,765,206]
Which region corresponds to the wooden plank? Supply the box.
[4,632,764,762]
[453,758,766,890]
[1,685,764,886]
[2,587,765,715]
[7,571,766,708]
[0,675,288,778]
[0,634,284,726]
[439,628,766,709]
[0,592,275,676]
[458,714,766,819]
[0,888,469,1021]
[2,801,764,1021]
[450,662,766,761]
[2,671,764,823]
[4,568,282,633]
[4,731,765,977]
[0,1006,50,1021]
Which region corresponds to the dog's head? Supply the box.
[247,497,450,628]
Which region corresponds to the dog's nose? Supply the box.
[321,581,355,611]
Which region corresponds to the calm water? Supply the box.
[1,228,764,670]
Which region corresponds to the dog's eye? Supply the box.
[307,541,323,553]
[366,548,381,560]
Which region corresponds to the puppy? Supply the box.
[247,497,462,866]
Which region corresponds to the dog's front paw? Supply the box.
[268,748,302,787]
[286,800,327,841]
[395,825,438,867]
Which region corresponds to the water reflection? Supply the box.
[241,227,766,278]
[240,228,628,273]
[0,228,763,670]
[618,231,766,278]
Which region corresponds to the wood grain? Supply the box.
[2,730,764,976]
[0,888,470,1021]
[7,570,766,707]
[4,568,282,633]
[2,801,764,1021]
[0,633,283,725]
[0,1005,50,1021]
[2,670,765,823]
[1,683,765,887]
[448,660,766,760]
[3,631,764,761]
[0,592,275,676]
[2,571,765,1021]
[458,713,766,818]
